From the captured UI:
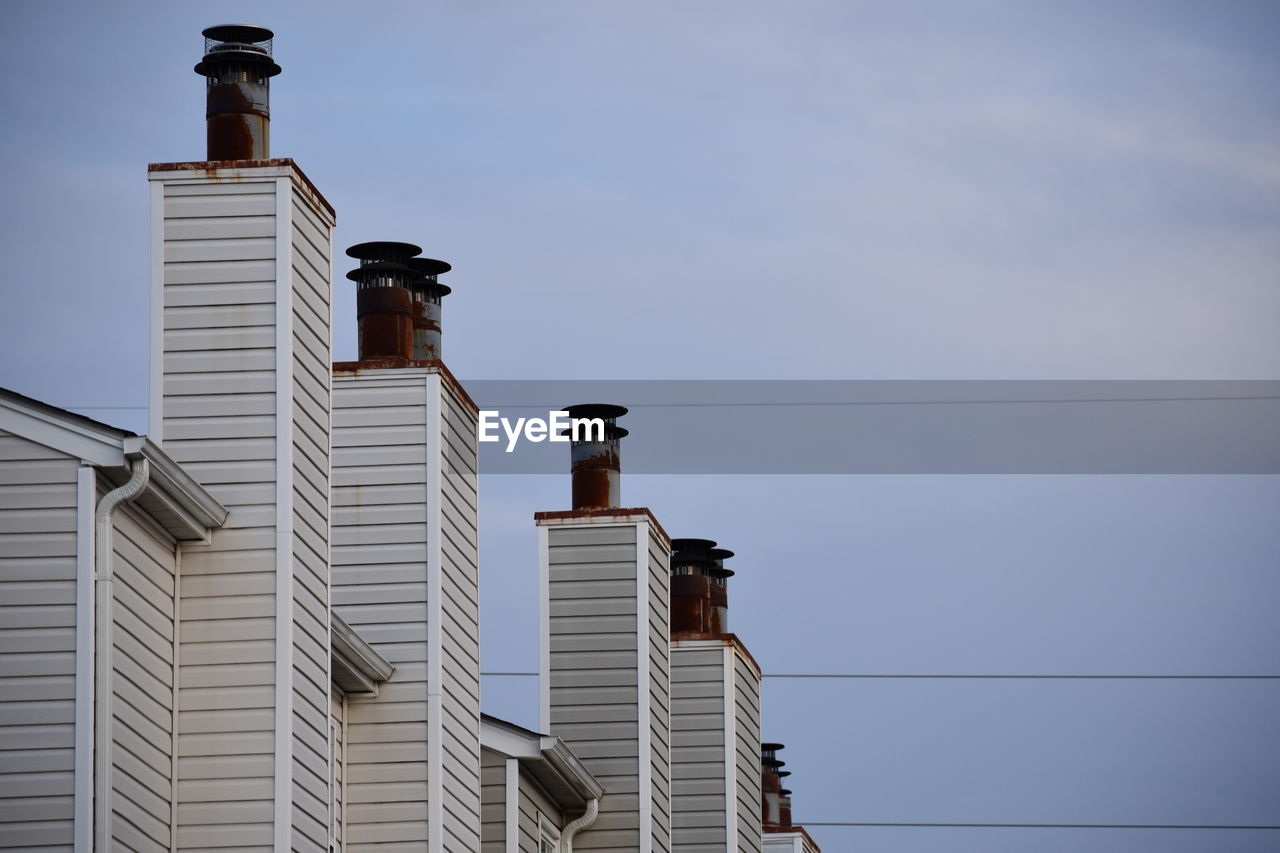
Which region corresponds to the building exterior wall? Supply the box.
[150,162,335,851]
[108,496,179,851]
[479,750,506,853]
[670,640,762,853]
[540,516,671,853]
[331,689,346,851]
[331,368,479,851]
[517,771,564,852]
[670,645,726,851]
[0,429,81,849]
[732,649,763,852]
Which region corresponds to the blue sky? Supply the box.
[2,1,1278,849]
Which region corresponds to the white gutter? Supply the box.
[560,797,599,853]
[93,456,150,851]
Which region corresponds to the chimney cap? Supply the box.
[202,24,275,43]
[407,257,453,276]
[406,258,454,297]
[672,537,717,552]
[346,241,423,261]
[345,261,421,284]
[195,25,281,77]
[564,403,628,421]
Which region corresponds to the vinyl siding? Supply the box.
[517,771,563,852]
[479,750,505,852]
[332,373,429,850]
[439,384,481,851]
[669,641,763,853]
[154,165,335,851]
[669,646,726,852]
[543,519,670,853]
[0,430,79,850]
[290,185,333,853]
[109,496,178,852]
[645,527,671,853]
[331,690,346,852]
[732,649,763,853]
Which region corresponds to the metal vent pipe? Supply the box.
[193,25,282,160]
[406,257,453,361]
[670,538,717,634]
[761,742,786,829]
[563,404,628,510]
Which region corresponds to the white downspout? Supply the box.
[560,797,599,853]
[93,457,150,851]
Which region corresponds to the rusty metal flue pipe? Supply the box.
[406,257,453,361]
[564,404,628,510]
[761,742,786,829]
[194,25,282,160]
[346,241,422,362]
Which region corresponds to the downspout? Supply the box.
[93,457,150,851]
[560,797,599,853]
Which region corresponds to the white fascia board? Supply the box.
[128,437,228,535]
[0,393,226,540]
[0,392,126,468]
[539,737,606,801]
[480,719,541,760]
[331,612,395,687]
[480,719,605,806]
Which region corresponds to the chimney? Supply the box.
[193,25,282,160]
[406,257,453,360]
[706,546,734,633]
[762,742,787,829]
[669,538,735,635]
[669,538,716,634]
[563,403,628,510]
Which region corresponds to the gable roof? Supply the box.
[0,387,227,540]
[480,713,604,812]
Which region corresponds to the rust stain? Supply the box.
[534,507,670,546]
[669,574,710,635]
[147,158,336,218]
[670,631,761,678]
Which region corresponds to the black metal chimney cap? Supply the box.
[762,742,786,752]
[672,537,717,553]
[346,241,423,261]
[564,403,627,421]
[406,258,454,297]
[195,25,282,77]
[345,261,419,283]
[203,24,275,44]
[407,257,453,276]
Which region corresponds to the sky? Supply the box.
[2,1,1279,850]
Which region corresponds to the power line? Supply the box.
[483,394,1280,409]
[801,821,1280,830]
[480,672,1280,679]
[60,394,1280,412]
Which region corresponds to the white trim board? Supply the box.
[505,757,519,853]
[425,372,445,853]
[635,521,653,853]
[537,523,551,734]
[73,464,95,853]
[272,175,297,851]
